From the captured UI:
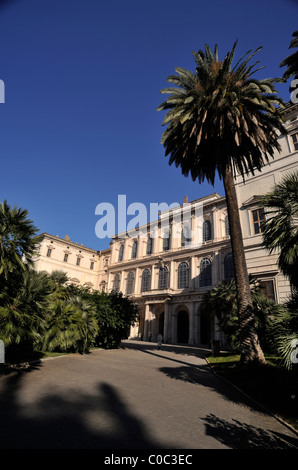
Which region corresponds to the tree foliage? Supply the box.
[201,278,277,353]
[280,30,298,83]
[158,41,286,365]
[158,41,286,185]
[0,200,139,362]
[261,171,298,290]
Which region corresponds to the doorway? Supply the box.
[177,310,189,343]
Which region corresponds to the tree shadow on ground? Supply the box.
[0,362,171,449]
[127,344,298,449]
[201,413,298,449]
[121,340,209,360]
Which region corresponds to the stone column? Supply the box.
[212,207,218,241]
[120,270,125,293]
[169,260,175,289]
[194,304,200,345]
[151,310,157,342]
[150,265,155,290]
[144,304,150,341]
[188,302,195,345]
[171,311,177,343]
[164,301,169,343]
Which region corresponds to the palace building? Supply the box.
[34,102,298,347]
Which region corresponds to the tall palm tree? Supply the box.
[280,30,298,85]
[261,171,298,291]
[158,41,286,364]
[0,199,40,282]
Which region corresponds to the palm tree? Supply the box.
[0,199,40,282]
[261,171,298,291]
[201,278,276,354]
[48,270,69,300]
[69,295,98,353]
[158,41,286,364]
[0,270,51,360]
[42,299,82,352]
[280,30,298,85]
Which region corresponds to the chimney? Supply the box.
[184,196,188,203]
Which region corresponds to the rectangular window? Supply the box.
[163,233,170,251]
[251,208,265,234]
[259,280,275,301]
[46,248,52,257]
[90,261,94,270]
[291,133,298,151]
[76,257,81,266]
[63,253,68,263]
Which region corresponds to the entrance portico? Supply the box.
[131,295,206,346]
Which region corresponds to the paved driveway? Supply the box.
[0,340,298,449]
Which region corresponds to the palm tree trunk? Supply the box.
[223,165,266,365]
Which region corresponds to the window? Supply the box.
[100,281,106,292]
[199,258,212,287]
[203,220,212,241]
[146,237,153,255]
[181,227,191,247]
[291,133,298,151]
[163,231,170,251]
[141,269,151,292]
[63,253,69,263]
[113,274,120,292]
[224,253,234,280]
[225,215,230,237]
[251,208,265,234]
[131,241,138,259]
[76,257,81,266]
[118,244,124,262]
[158,266,168,289]
[46,248,52,257]
[178,262,189,289]
[259,280,275,301]
[126,271,135,295]
[90,261,94,270]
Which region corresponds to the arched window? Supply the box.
[225,215,230,237]
[113,273,121,292]
[131,240,138,259]
[146,237,153,255]
[141,269,151,292]
[126,271,135,294]
[118,244,124,262]
[200,258,212,287]
[203,220,212,241]
[178,262,189,289]
[163,231,170,251]
[158,266,168,289]
[224,253,234,280]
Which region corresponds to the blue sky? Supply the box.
[0,0,297,251]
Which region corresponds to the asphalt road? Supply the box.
[0,340,298,450]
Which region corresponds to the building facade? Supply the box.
[234,101,298,305]
[34,103,298,347]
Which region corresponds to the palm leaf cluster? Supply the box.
[201,278,277,353]
[0,199,40,281]
[280,30,298,81]
[158,41,286,185]
[261,171,298,290]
